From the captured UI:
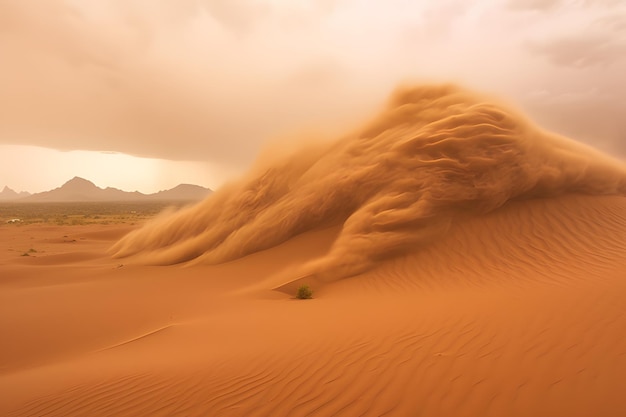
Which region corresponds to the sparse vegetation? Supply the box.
[21,248,37,257]
[0,201,182,226]
[296,285,313,300]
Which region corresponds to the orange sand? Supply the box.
[1,193,625,417]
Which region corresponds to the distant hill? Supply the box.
[8,177,212,202]
[0,186,31,201]
[147,184,212,201]
[23,177,144,202]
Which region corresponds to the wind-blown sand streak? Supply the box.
[111,84,626,283]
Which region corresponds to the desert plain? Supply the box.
[0,192,625,417]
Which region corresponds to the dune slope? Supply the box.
[1,194,625,417]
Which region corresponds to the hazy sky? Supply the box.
[1,0,625,193]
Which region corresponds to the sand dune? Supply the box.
[1,194,625,416]
[2,84,626,416]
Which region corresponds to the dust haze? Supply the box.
[2,0,626,170]
[111,84,626,281]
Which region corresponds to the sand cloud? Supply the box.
[111,84,626,282]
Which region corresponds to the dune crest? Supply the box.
[110,84,626,280]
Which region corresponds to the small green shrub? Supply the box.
[296,285,313,299]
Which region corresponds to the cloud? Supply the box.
[200,0,271,36]
[527,10,626,69]
[0,0,370,166]
[521,82,626,156]
[501,1,626,156]
[506,0,563,12]
[0,0,624,176]
[529,34,626,67]
[507,0,626,67]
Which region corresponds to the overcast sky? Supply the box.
[1,0,625,193]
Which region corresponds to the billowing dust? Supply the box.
[111,84,626,281]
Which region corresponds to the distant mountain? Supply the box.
[22,177,144,202]
[0,186,31,201]
[148,184,212,201]
[18,177,212,202]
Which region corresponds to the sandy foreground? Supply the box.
[1,194,625,417]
